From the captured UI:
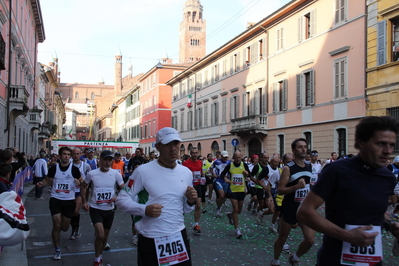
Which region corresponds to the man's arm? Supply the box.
[277,166,305,195]
[297,191,378,247]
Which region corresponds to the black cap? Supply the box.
[114,152,121,156]
[100,150,114,159]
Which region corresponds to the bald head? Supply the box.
[72,148,82,163]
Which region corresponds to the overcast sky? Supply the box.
[38,0,290,84]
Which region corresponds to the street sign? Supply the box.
[231,138,239,147]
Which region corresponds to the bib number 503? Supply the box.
[157,240,184,257]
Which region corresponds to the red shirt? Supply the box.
[183,159,203,186]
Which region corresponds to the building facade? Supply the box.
[168,0,367,160]
[366,0,399,155]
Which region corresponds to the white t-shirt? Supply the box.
[116,160,194,238]
[85,168,124,211]
[266,165,281,189]
[310,162,322,185]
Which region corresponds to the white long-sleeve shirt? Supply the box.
[116,160,194,238]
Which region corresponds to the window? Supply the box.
[273,80,287,112]
[259,38,265,60]
[230,52,240,74]
[230,95,240,120]
[379,18,399,65]
[298,10,316,42]
[296,69,315,108]
[304,131,312,151]
[204,104,208,127]
[243,92,250,117]
[187,110,193,130]
[75,92,79,99]
[180,111,184,131]
[211,102,219,125]
[196,73,202,89]
[222,60,227,77]
[334,0,347,24]
[222,98,227,123]
[198,107,203,128]
[278,134,285,157]
[333,57,347,99]
[172,115,178,130]
[204,70,208,86]
[336,128,347,157]
[245,46,251,66]
[91,92,95,99]
[387,107,399,153]
[277,27,284,50]
[393,17,399,62]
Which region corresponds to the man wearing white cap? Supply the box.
[116,127,198,266]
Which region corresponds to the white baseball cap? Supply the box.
[156,127,182,144]
[393,156,399,163]
[221,151,229,157]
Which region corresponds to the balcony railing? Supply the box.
[9,85,29,112]
[230,115,268,135]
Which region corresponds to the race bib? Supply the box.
[54,178,71,194]
[232,174,243,186]
[193,171,201,185]
[155,231,189,266]
[341,225,382,265]
[94,188,114,205]
[200,176,206,185]
[310,175,318,186]
[294,184,309,202]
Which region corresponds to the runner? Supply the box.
[247,154,260,215]
[202,153,214,204]
[298,116,399,265]
[219,150,249,238]
[85,149,98,170]
[270,138,314,266]
[37,146,82,260]
[111,152,124,178]
[122,152,132,183]
[182,147,204,235]
[116,127,197,266]
[70,148,91,240]
[81,150,124,266]
[309,150,322,186]
[210,151,231,217]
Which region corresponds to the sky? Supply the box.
[38,0,291,85]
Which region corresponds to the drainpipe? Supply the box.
[5,0,12,147]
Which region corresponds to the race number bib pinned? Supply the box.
[294,184,309,202]
[155,231,189,266]
[54,178,71,194]
[232,174,243,186]
[94,188,114,205]
[341,225,382,265]
[193,171,201,186]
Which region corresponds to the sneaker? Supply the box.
[226,212,233,225]
[93,258,103,266]
[269,224,278,234]
[104,242,111,250]
[53,250,61,260]
[70,230,76,240]
[193,224,201,234]
[201,208,207,213]
[288,254,300,266]
[282,243,290,254]
[74,228,81,239]
[235,229,242,239]
[256,211,264,225]
[393,239,399,257]
[270,259,280,266]
[215,209,221,218]
[132,236,138,245]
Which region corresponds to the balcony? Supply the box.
[38,122,51,139]
[230,115,268,136]
[9,85,29,115]
[28,109,42,130]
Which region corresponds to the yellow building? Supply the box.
[366,0,399,154]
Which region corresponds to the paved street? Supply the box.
[16,184,399,266]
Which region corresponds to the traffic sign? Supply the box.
[231,138,239,147]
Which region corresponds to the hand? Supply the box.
[242,170,248,176]
[145,204,163,217]
[345,225,379,247]
[296,178,306,189]
[37,181,43,187]
[74,179,81,186]
[185,186,198,205]
[82,203,89,212]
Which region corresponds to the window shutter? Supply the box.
[211,66,215,83]
[273,83,277,112]
[211,104,215,125]
[230,97,234,120]
[236,52,241,71]
[252,43,257,63]
[310,70,315,105]
[298,16,303,43]
[262,87,267,115]
[262,38,266,60]
[310,9,316,37]
[282,79,288,111]
[235,95,240,119]
[243,48,247,68]
[255,89,260,115]
[243,93,247,117]
[377,20,386,66]
[230,56,233,74]
[296,74,301,108]
[215,102,219,124]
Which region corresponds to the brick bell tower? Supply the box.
[179,0,206,63]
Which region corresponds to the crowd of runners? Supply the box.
[3,116,399,265]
